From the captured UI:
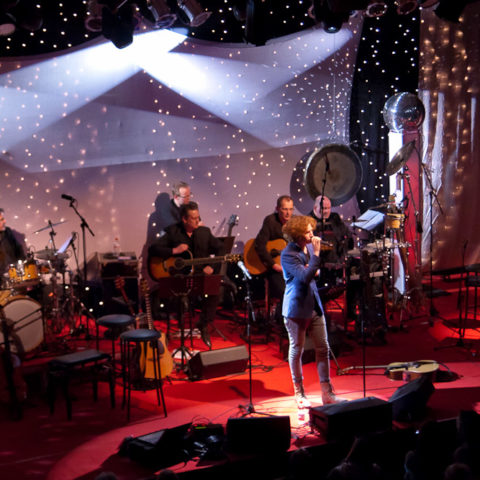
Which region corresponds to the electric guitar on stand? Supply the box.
[139,279,174,379]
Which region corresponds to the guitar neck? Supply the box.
[140,280,154,330]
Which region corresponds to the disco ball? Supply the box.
[383,92,425,133]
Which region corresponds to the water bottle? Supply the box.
[113,237,121,256]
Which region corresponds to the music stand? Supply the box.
[157,275,223,371]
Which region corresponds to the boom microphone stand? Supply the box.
[237,265,271,416]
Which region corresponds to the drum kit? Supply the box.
[0,223,87,358]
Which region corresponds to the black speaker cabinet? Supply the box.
[310,396,392,441]
[122,422,192,469]
[188,345,248,380]
[226,415,291,454]
[389,376,435,422]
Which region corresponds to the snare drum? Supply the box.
[385,213,404,230]
[0,295,44,354]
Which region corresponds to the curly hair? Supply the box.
[282,215,316,243]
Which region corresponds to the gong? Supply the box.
[304,143,363,206]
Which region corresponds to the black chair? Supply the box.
[119,328,167,421]
[96,314,135,373]
[47,349,115,420]
[464,264,480,323]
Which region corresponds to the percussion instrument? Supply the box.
[5,260,41,290]
[0,295,43,354]
[304,143,363,206]
[386,140,415,176]
[385,213,405,230]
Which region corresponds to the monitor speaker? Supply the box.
[188,345,248,380]
[226,415,291,453]
[389,375,435,422]
[310,396,393,441]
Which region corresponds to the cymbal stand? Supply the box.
[238,271,271,416]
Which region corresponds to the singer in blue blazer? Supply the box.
[281,215,339,408]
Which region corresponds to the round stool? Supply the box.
[119,328,167,421]
[96,314,135,373]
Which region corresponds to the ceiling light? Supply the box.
[364,1,388,17]
[101,4,136,49]
[85,0,103,32]
[310,0,349,33]
[176,0,211,27]
[396,0,418,15]
[143,0,177,29]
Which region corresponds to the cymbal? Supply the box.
[35,249,68,261]
[304,143,363,206]
[386,140,415,176]
[33,220,67,234]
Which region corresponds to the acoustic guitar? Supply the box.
[139,279,174,379]
[242,238,287,275]
[338,359,439,382]
[149,252,241,280]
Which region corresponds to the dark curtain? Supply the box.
[349,7,420,212]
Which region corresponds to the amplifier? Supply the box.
[86,251,138,280]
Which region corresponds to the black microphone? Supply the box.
[237,260,252,280]
[61,194,75,202]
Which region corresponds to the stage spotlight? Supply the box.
[0,12,15,36]
[418,0,439,7]
[364,0,388,17]
[85,0,103,32]
[396,0,418,15]
[101,3,136,49]
[309,0,349,33]
[144,0,177,28]
[176,0,211,27]
[434,0,468,22]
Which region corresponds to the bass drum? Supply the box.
[0,295,43,355]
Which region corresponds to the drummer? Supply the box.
[0,207,27,279]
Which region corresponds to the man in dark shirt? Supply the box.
[254,195,294,313]
[148,201,225,348]
[0,208,26,278]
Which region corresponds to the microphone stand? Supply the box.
[66,198,95,284]
[422,162,444,324]
[238,271,270,417]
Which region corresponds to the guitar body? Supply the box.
[139,331,174,380]
[243,238,287,275]
[140,279,174,379]
[385,360,439,382]
[149,251,193,279]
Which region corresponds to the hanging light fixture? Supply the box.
[145,0,177,28]
[364,1,388,17]
[176,0,211,27]
[85,0,103,32]
[396,0,418,15]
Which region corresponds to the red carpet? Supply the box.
[2,274,480,480]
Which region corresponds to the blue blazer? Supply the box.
[281,241,324,319]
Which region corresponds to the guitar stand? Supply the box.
[172,292,194,372]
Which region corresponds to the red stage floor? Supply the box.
[2,274,480,480]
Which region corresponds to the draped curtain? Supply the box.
[420,4,480,271]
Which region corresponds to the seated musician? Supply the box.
[0,207,26,279]
[148,201,225,349]
[310,196,356,320]
[254,195,294,320]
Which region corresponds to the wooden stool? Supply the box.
[119,328,167,421]
[47,349,114,420]
[96,314,135,373]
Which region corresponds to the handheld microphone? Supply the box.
[237,260,252,280]
[61,194,75,202]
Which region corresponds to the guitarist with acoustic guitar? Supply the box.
[244,195,294,322]
[148,201,226,348]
